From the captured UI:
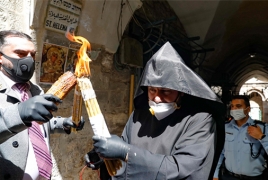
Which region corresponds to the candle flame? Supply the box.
[65,30,91,77]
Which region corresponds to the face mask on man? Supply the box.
[230,108,248,121]
[148,100,178,120]
[1,52,35,83]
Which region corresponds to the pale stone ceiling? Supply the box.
[167,0,268,91]
[77,0,268,93]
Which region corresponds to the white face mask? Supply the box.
[230,108,247,121]
[148,100,178,120]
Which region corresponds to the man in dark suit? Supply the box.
[0,30,84,180]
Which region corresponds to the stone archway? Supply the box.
[246,89,266,101]
[242,88,268,123]
[247,91,263,121]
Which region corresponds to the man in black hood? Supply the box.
[85,42,225,180]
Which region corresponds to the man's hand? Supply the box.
[18,94,62,124]
[247,125,263,140]
[213,178,218,180]
[93,135,130,161]
[63,116,85,134]
[84,149,103,170]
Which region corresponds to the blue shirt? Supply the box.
[214,117,268,178]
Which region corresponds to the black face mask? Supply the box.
[1,52,35,83]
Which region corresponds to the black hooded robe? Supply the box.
[110,42,225,180]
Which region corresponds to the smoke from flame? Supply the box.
[65,30,92,77]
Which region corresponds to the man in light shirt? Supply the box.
[213,95,268,180]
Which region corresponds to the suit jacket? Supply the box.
[0,75,66,180]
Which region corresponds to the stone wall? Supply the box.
[0,0,30,32]
[262,101,268,123]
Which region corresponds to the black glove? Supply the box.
[84,148,104,170]
[93,135,130,161]
[63,116,85,134]
[18,94,62,124]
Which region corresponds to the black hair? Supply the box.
[231,95,250,107]
[0,30,32,50]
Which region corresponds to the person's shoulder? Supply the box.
[225,120,232,124]
[253,120,268,129]
[253,120,266,125]
[29,81,44,94]
[225,120,233,128]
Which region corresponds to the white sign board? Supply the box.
[50,0,82,15]
[45,0,81,33]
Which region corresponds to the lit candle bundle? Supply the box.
[77,77,122,175]
[65,28,122,176]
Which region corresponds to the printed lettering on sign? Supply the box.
[45,5,79,34]
[50,0,82,15]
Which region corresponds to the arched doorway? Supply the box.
[239,77,268,122]
[249,96,262,121]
